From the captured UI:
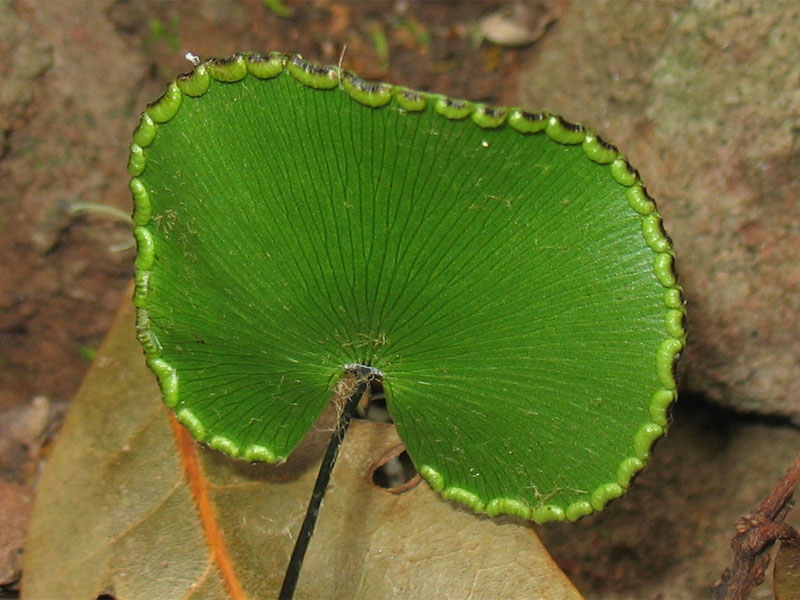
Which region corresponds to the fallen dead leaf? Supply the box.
[23,289,582,600]
[775,537,800,600]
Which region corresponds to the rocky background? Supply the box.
[1,1,798,598]
[523,0,800,422]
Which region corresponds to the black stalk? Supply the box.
[278,378,369,599]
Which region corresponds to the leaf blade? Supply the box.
[23,294,584,599]
[132,53,686,520]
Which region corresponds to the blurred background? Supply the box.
[1,1,798,598]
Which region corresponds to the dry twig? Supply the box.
[712,452,800,599]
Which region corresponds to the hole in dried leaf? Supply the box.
[355,378,393,423]
[0,584,20,599]
[371,449,420,493]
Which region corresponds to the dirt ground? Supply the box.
[0,1,797,599]
[0,0,545,594]
[1,0,533,429]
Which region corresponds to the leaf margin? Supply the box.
[128,50,687,523]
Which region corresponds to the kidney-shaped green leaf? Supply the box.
[130,52,686,523]
[22,295,584,600]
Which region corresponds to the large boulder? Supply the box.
[522,0,800,421]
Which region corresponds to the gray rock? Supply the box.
[521,0,800,421]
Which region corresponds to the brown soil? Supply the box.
[1,1,797,598]
[1,0,535,418]
[0,0,543,593]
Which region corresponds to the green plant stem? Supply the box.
[279,378,369,599]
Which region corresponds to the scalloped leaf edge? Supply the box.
[129,51,687,523]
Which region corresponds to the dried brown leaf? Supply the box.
[23,292,582,599]
[775,537,800,600]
